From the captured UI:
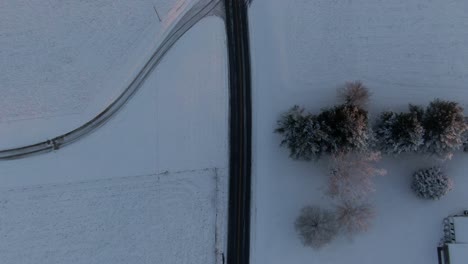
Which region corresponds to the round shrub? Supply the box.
[411,167,453,200]
[422,100,467,158]
[276,106,328,160]
[375,107,424,155]
[295,206,339,249]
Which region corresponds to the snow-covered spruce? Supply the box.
[422,100,467,159]
[295,206,339,249]
[276,82,372,160]
[317,104,372,155]
[336,202,375,236]
[375,105,424,155]
[276,106,327,160]
[411,167,453,200]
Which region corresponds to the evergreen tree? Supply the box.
[276,106,327,160]
[317,104,371,155]
[375,106,424,155]
[422,99,467,158]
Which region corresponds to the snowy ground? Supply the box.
[0,0,200,148]
[249,1,468,264]
[0,169,226,264]
[0,0,228,263]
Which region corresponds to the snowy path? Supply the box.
[0,0,223,156]
[0,15,228,187]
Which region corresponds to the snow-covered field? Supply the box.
[249,1,468,264]
[0,0,203,148]
[0,169,226,264]
[0,0,228,263]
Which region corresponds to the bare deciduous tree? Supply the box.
[328,152,386,203]
[295,206,339,249]
[336,202,375,236]
[339,81,370,108]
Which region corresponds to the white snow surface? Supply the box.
[1,0,155,118]
[249,1,468,264]
[0,0,199,148]
[0,1,228,262]
[0,169,226,264]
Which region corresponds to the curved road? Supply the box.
[0,0,222,160]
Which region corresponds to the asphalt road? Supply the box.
[225,0,252,263]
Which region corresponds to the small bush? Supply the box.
[375,106,424,155]
[295,206,339,249]
[422,100,467,158]
[276,106,328,160]
[411,167,453,200]
[339,81,370,107]
[336,202,375,236]
[317,104,371,155]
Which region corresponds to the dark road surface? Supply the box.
[225,0,252,264]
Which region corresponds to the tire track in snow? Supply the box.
[0,0,223,160]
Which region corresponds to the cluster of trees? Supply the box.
[278,88,467,163]
[279,82,381,248]
[375,100,467,159]
[277,81,467,249]
[276,82,372,161]
[295,203,375,249]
